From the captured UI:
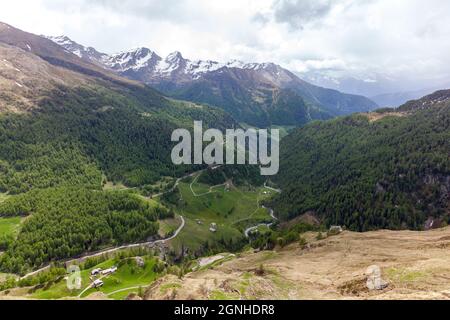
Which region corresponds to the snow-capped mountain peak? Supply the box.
[48,35,73,47]
[45,35,109,65]
[46,35,289,82]
[166,51,183,62]
[106,47,161,72]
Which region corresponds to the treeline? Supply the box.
[249,223,320,250]
[0,187,169,274]
[198,165,265,187]
[270,101,450,231]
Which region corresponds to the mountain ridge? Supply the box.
[47,34,378,127]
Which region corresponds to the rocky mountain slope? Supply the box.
[45,35,110,67]
[0,42,88,113]
[48,35,378,127]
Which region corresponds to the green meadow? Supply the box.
[30,256,162,300]
[169,173,275,253]
[0,216,22,238]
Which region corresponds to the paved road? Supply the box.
[21,216,185,280]
[244,207,278,238]
[73,215,185,263]
[264,182,282,194]
[20,169,271,279]
[20,166,220,280]
[75,216,185,298]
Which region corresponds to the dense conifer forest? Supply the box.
[270,93,450,231]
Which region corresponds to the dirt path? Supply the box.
[78,274,109,298]
[75,216,185,298]
[154,165,223,199]
[106,286,148,297]
[189,173,228,197]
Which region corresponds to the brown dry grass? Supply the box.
[146,227,450,300]
[0,43,89,113]
[364,111,407,122]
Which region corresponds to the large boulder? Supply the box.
[366,265,389,290]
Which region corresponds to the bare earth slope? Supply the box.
[146,228,450,300]
[0,43,90,112]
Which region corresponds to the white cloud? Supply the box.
[0,0,449,92]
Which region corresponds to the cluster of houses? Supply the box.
[196,219,218,233]
[90,266,118,288]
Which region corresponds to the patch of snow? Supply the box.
[73,49,82,58]
[15,82,23,88]
[132,50,155,70]
[26,44,31,51]
[1,59,21,72]
[155,52,183,74]
[48,35,73,47]
[44,35,284,80]
[185,60,224,78]
[106,47,158,72]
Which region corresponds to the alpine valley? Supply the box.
[47,35,378,127]
[0,21,448,301]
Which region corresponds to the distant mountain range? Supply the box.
[47,35,378,127]
[370,88,443,108]
[303,71,450,108]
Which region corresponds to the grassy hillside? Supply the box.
[270,91,450,231]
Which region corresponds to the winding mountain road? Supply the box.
[21,216,185,281]
[244,207,278,238]
[240,182,281,238]
[20,167,217,280]
[20,168,276,280]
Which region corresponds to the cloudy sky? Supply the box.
[1,0,450,93]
